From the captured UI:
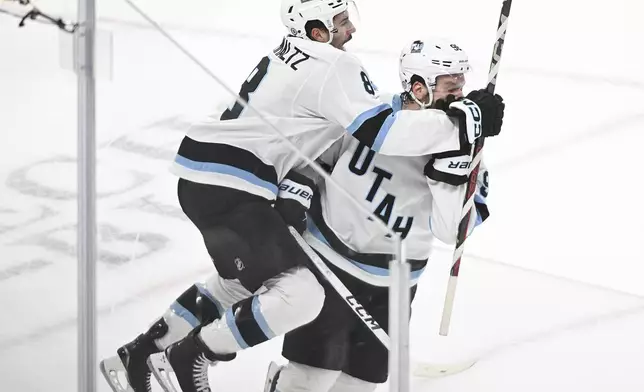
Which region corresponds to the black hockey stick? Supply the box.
[439,0,513,336]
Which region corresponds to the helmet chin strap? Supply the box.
[324,15,340,44]
[326,28,335,44]
[410,87,433,109]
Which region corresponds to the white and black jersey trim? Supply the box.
[306,194,427,286]
[347,104,396,152]
[174,137,279,196]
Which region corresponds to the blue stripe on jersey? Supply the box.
[307,218,425,280]
[371,112,397,152]
[347,103,391,133]
[175,155,279,195]
[371,95,404,151]
[391,94,403,113]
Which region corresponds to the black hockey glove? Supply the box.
[434,91,504,154]
[433,94,459,110]
[463,89,505,138]
[273,171,316,235]
[434,94,484,149]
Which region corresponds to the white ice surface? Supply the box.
[1,0,644,390]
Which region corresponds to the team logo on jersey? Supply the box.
[411,40,424,53]
[234,257,245,271]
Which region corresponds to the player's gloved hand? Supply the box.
[435,91,505,145]
[433,94,459,110]
[273,171,315,234]
[463,89,505,138]
[435,94,483,146]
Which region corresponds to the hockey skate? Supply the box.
[147,327,235,392]
[100,319,168,392]
[263,361,283,392]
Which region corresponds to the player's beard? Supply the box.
[340,34,353,51]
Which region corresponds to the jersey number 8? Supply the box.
[220,56,270,120]
[361,71,375,96]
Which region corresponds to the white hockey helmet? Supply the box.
[399,39,471,107]
[281,0,350,39]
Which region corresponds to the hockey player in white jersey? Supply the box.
[99,0,505,390]
[263,38,500,392]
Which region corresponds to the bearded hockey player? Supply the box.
[264,38,502,392]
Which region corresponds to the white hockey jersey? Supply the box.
[303,94,489,287]
[171,36,464,201]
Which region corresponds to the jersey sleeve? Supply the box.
[319,54,463,156]
[426,159,489,244]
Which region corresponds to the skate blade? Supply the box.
[263,361,282,392]
[147,352,180,392]
[99,355,135,392]
[412,358,477,378]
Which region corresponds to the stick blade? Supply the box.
[412,359,477,378]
